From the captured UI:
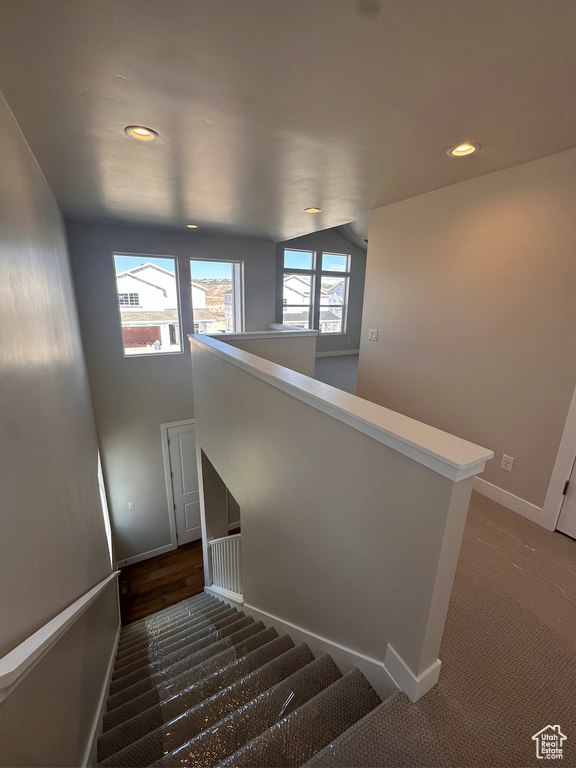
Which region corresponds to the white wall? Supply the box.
[0,90,117,764]
[358,149,576,510]
[191,337,490,698]
[221,333,317,377]
[116,273,168,310]
[68,221,276,564]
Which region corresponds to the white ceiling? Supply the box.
[0,0,574,242]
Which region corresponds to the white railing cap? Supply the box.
[189,335,493,482]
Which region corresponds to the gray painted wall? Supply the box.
[0,90,117,763]
[358,149,576,508]
[191,339,477,690]
[276,229,366,354]
[68,221,276,563]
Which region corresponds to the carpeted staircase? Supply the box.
[97,592,391,767]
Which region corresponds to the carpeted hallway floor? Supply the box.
[346,491,576,767]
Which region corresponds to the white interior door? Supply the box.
[167,423,201,545]
[557,458,576,539]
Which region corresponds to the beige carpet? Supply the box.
[309,491,576,767]
[411,491,576,767]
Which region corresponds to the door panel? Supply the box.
[179,430,198,494]
[185,499,201,530]
[167,423,202,545]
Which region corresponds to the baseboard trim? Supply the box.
[223,599,397,702]
[315,349,360,358]
[82,621,121,767]
[384,644,441,703]
[206,585,244,603]
[116,542,176,569]
[474,477,543,525]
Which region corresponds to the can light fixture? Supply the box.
[125,125,159,142]
[304,207,322,213]
[447,142,481,157]
[186,224,198,229]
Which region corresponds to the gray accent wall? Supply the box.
[358,149,576,509]
[276,229,366,354]
[0,90,117,764]
[68,221,275,564]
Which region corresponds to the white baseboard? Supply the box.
[315,349,359,358]
[205,590,439,702]
[228,522,240,531]
[206,585,244,604]
[236,601,398,702]
[116,542,176,569]
[473,477,543,526]
[384,644,441,703]
[82,621,121,767]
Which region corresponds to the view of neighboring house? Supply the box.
[115,261,224,353]
[282,273,347,332]
[223,289,234,332]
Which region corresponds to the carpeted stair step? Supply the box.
[118,601,226,652]
[116,603,236,661]
[118,603,223,652]
[214,668,382,768]
[110,615,254,691]
[119,594,216,641]
[106,622,271,711]
[114,609,241,672]
[102,653,342,768]
[302,690,448,768]
[118,597,219,645]
[103,630,291,732]
[97,643,316,764]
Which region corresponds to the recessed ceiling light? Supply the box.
[447,142,481,157]
[186,224,198,229]
[125,125,159,142]
[304,207,322,213]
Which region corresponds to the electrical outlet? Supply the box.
[368,328,378,341]
[500,455,514,472]
[128,501,135,509]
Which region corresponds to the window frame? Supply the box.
[113,252,184,358]
[189,257,245,335]
[281,248,350,335]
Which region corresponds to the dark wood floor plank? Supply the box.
[119,539,205,625]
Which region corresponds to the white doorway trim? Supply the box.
[541,386,576,531]
[161,418,195,548]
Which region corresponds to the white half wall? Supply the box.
[191,336,491,697]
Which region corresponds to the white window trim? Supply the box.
[282,249,350,335]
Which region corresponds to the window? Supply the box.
[118,292,140,306]
[281,249,350,334]
[113,254,182,356]
[190,259,244,334]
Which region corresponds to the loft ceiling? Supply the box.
[0,0,574,242]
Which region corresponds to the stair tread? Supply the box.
[106,625,277,712]
[302,691,449,768]
[114,609,239,670]
[110,616,254,693]
[118,602,227,652]
[119,595,216,637]
[103,631,290,732]
[213,668,382,768]
[98,642,310,762]
[101,653,341,768]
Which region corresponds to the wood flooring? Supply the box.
[119,540,205,625]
